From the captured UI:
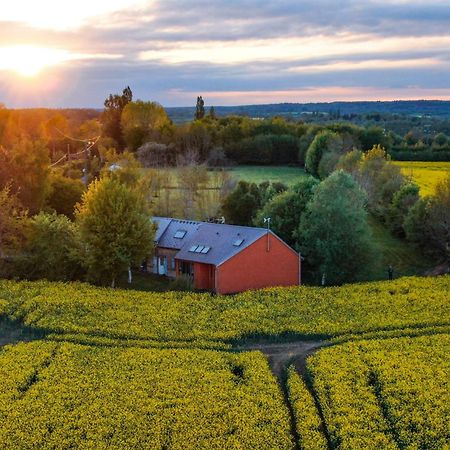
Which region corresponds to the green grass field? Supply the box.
[393,161,450,196]
[228,163,450,195]
[228,165,308,186]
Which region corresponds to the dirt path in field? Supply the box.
[236,340,328,378]
[236,340,332,450]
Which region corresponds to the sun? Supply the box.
[0,45,71,77]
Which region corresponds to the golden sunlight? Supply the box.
[0,46,72,77]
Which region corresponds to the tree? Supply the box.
[305,130,343,177]
[357,145,404,219]
[0,139,51,213]
[46,172,85,219]
[432,133,448,151]
[101,86,133,149]
[121,100,170,151]
[0,185,27,261]
[387,182,420,236]
[255,177,319,246]
[76,176,155,286]
[18,212,82,281]
[221,181,262,225]
[298,170,375,284]
[208,106,217,120]
[405,175,450,261]
[360,126,392,151]
[195,96,205,120]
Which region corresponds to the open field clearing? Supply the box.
[0,276,449,448]
[393,161,450,196]
[228,165,308,186]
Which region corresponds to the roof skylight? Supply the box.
[174,230,187,239]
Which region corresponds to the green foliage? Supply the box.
[46,172,85,219]
[0,186,27,274]
[0,139,51,213]
[358,145,405,218]
[121,100,171,151]
[299,171,376,284]
[221,180,262,225]
[387,182,420,236]
[101,86,132,149]
[405,174,450,260]
[305,130,343,177]
[360,125,392,151]
[75,176,155,286]
[255,177,318,246]
[195,95,205,120]
[18,212,82,281]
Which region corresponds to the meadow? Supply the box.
[228,165,308,186]
[0,276,449,448]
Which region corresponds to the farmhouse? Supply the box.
[151,217,301,294]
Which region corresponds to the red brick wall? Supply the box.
[216,233,300,294]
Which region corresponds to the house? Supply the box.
[151,217,301,294]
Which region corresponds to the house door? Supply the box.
[158,256,168,275]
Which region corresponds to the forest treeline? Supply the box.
[0,89,449,286]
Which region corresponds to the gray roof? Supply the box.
[153,217,172,242]
[153,217,297,266]
[153,217,201,250]
[175,222,268,266]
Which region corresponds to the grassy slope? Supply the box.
[367,215,433,280]
[393,161,450,196]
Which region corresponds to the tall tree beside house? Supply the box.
[221,181,262,226]
[299,170,376,285]
[101,86,133,150]
[75,175,155,287]
[255,177,319,247]
[195,96,205,120]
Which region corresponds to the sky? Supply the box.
[1,0,450,108]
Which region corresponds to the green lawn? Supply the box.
[367,215,433,280]
[228,165,308,186]
[393,161,450,196]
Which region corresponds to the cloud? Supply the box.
[0,0,449,106]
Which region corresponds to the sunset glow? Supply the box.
[0,46,73,77]
[0,1,449,106]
